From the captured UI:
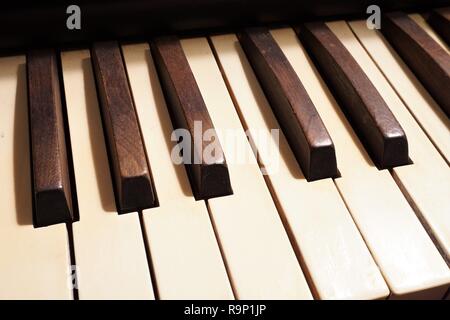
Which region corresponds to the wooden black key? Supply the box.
[238,28,338,181]
[296,22,409,169]
[381,12,450,117]
[91,41,156,213]
[428,7,450,46]
[27,49,74,227]
[151,36,233,200]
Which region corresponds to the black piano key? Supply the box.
[381,12,450,117]
[91,41,157,213]
[27,49,74,227]
[296,22,410,169]
[238,27,338,181]
[151,36,233,200]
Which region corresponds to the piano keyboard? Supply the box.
[0,13,449,300]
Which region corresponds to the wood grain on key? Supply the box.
[296,22,409,170]
[27,49,74,227]
[428,7,450,46]
[238,28,337,181]
[381,12,450,117]
[91,41,156,213]
[151,36,232,200]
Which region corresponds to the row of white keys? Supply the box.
[121,43,233,299]
[180,37,313,299]
[324,21,450,294]
[61,50,154,299]
[209,34,389,299]
[0,56,71,299]
[347,19,450,165]
[271,26,450,298]
[344,21,450,265]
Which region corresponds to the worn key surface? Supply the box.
[296,22,409,170]
[428,7,450,46]
[381,12,450,117]
[238,28,337,181]
[151,36,232,200]
[91,41,156,213]
[27,48,74,227]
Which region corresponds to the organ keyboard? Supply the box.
[0,3,449,300]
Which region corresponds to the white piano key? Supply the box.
[348,20,450,165]
[209,33,389,300]
[0,55,72,299]
[61,49,154,299]
[272,26,450,299]
[121,43,233,299]
[180,37,312,299]
[330,21,450,267]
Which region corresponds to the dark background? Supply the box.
[1,0,449,51]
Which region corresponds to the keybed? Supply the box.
[0,10,449,299]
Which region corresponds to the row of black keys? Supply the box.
[28,11,450,227]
